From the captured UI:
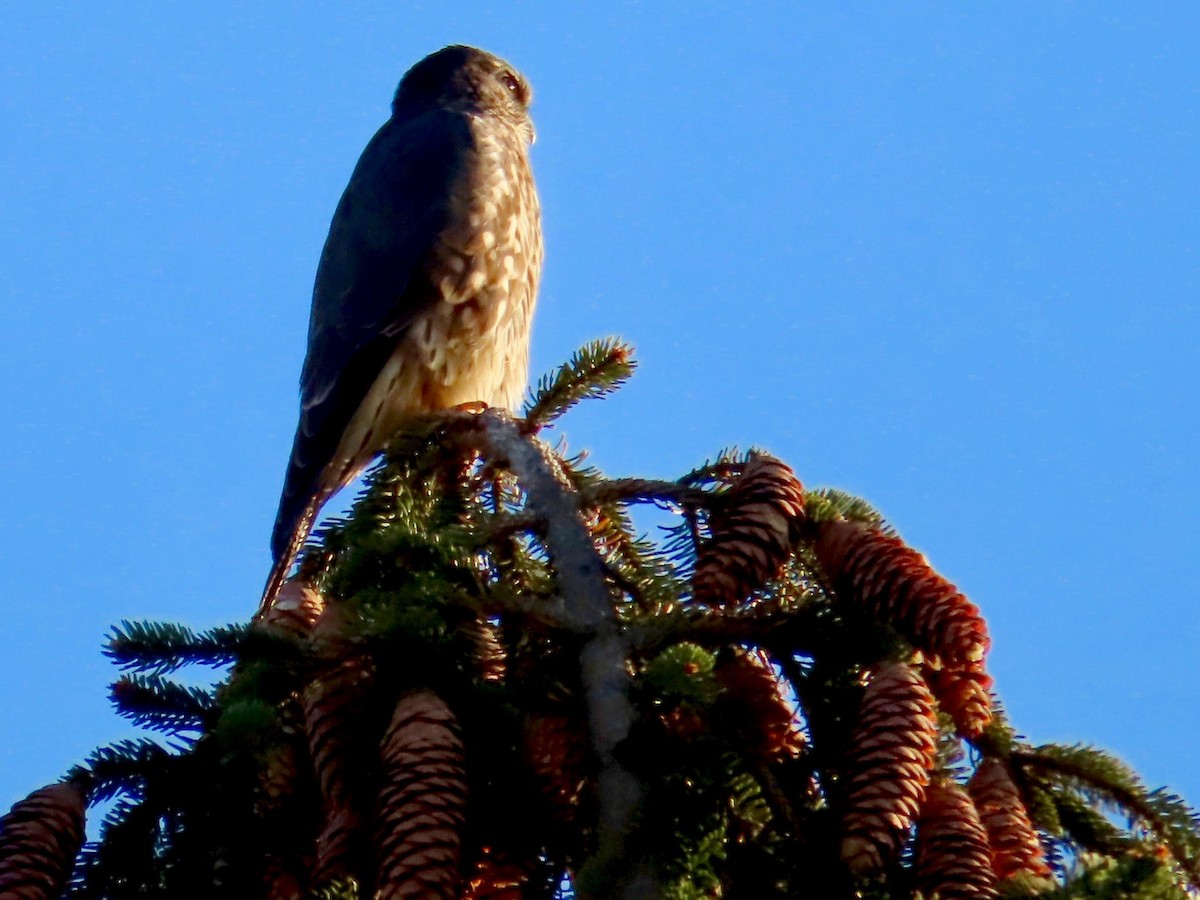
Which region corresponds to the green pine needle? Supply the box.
[1016,743,1200,891]
[523,338,636,428]
[1051,785,1138,856]
[110,673,216,735]
[663,825,727,899]
[315,879,361,900]
[1044,853,1189,899]
[105,620,246,674]
[802,488,887,529]
[81,738,182,804]
[725,756,772,837]
[644,642,720,706]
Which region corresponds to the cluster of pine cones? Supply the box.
[691,453,1050,896]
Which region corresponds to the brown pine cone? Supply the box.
[523,714,589,825]
[458,615,506,683]
[315,807,361,889]
[838,662,939,874]
[259,577,326,638]
[716,647,805,763]
[924,664,994,739]
[375,690,467,899]
[302,656,376,884]
[814,519,990,668]
[693,453,806,607]
[257,741,302,813]
[0,781,87,899]
[968,757,1052,882]
[303,658,375,803]
[914,780,998,898]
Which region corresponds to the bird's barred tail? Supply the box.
[258,496,324,617]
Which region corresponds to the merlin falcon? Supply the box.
[262,46,542,612]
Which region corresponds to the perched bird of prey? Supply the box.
[262,45,542,613]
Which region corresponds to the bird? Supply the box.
[261,45,542,614]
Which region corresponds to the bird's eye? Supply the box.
[500,72,523,98]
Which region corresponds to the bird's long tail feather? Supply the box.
[258,496,324,618]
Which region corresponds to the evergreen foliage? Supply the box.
[2,341,1197,899]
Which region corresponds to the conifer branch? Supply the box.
[1049,785,1137,856]
[473,583,578,632]
[76,739,181,804]
[105,620,246,674]
[522,338,636,430]
[581,478,710,509]
[678,460,745,487]
[801,488,887,529]
[1045,853,1184,898]
[746,756,805,846]
[469,409,660,899]
[110,674,216,735]
[1013,744,1200,890]
[628,602,823,654]
[20,344,1199,897]
[71,796,166,896]
[473,509,541,543]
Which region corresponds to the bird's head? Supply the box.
[393,45,535,144]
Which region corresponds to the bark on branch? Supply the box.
[465,410,660,899]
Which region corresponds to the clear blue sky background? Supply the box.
[2,4,1197,818]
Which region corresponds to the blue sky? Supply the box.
[2,4,1197,816]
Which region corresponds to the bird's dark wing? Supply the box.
[270,108,473,564]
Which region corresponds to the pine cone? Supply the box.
[838,662,939,874]
[0,781,86,899]
[914,780,998,899]
[257,741,302,813]
[968,757,1052,882]
[375,690,467,899]
[458,615,506,683]
[716,648,805,763]
[924,664,994,739]
[814,519,989,668]
[302,656,376,884]
[260,577,325,638]
[314,807,360,888]
[523,714,589,825]
[693,453,806,606]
